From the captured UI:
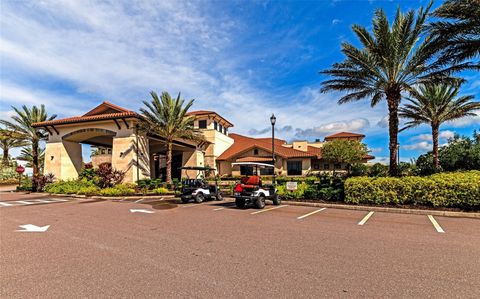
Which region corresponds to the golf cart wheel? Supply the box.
[215,193,223,201]
[272,194,281,205]
[181,197,190,204]
[235,198,246,208]
[194,193,204,203]
[255,196,266,209]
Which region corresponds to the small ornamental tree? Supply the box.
[322,140,369,174]
[96,163,125,188]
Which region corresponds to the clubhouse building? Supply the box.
[32,101,374,183]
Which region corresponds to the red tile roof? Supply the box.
[236,156,274,162]
[32,111,138,127]
[325,132,365,139]
[83,101,131,116]
[32,102,138,127]
[217,133,317,161]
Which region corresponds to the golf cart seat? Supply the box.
[240,175,262,188]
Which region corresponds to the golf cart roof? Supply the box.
[178,166,216,171]
[231,162,274,168]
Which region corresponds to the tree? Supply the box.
[319,3,457,176]
[139,91,203,183]
[399,83,479,169]
[0,105,56,190]
[430,0,480,67]
[321,139,369,174]
[17,147,45,173]
[0,129,28,166]
[415,132,480,174]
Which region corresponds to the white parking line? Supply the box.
[428,215,445,233]
[213,207,225,211]
[182,204,202,208]
[297,208,326,220]
[15,201,36,205]
[250,205,288,215]
[358,211,374,226]
[31,199,57,203]
[0,202,15,207]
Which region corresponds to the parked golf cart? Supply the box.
[178,166,223,203]
[232,162,281,209]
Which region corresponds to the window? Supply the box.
[334,163,342,169]
[253,149,259,155]
[240,165,254,176]
[198,120,207,129]
[219,124,223,133]
[260,167,274,175]
[214,121,218,130]
[287,161,302,176]
[323,163,330,170]
[224,127,228,135]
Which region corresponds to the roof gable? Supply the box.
[83,101,132,116]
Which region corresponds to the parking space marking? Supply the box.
[250,205,289,215]
[15,201,36,205]
[358,211,374,226]
[0,198,71,208]
[31,199,57,203]
[428,215,445,233]
[297,208,326,220]
[213,207,225,211]
[182,204,203,208]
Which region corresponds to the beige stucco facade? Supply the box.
[35,101,373,182]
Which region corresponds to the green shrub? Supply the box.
[152,187,169,195]
[76,186,101,196]
[345,171,480,208]
[45,180,96,194]
[99,184,136,196]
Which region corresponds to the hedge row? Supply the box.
[344,171,480,208]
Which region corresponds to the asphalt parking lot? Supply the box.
[1,192,479,298]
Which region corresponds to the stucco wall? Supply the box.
[44,141,82,180]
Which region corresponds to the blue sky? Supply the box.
[1,0,479,164]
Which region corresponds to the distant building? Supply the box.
[33,101,373,183]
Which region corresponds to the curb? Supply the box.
[48,193,176,201]
[282,200,480,219]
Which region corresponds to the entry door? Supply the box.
[171,154,183,180]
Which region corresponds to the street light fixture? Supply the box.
[270,113,276,185]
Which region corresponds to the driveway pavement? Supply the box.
[1,192,479,298]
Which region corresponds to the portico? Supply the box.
[32,102,204,183]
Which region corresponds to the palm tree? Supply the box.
[139,91,203,183]
[0,129,28,166]
[399,83,479,169]
[430,0,480,66]
[0,105,56,190]
[17,147,46,172]
[319,4,457,176]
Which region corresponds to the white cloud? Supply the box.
[369,147,383,153]
[0,0,398,144]
[439,130,455,140]
[332,19,342,25]
[376,115,388,128]
[403,141,431,151]
[295,118,370,139]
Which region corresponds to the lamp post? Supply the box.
[270,113,276,185]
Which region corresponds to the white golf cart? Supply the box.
[179,166,223,203]
[232,162,281,209]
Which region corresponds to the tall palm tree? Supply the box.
[0,105,56,190]
[139,91,203,183]
[17,147,46,173]
[430,0,480,66]
[399,83,479,168]
[319,3,456,176]
[0,129,28,166]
